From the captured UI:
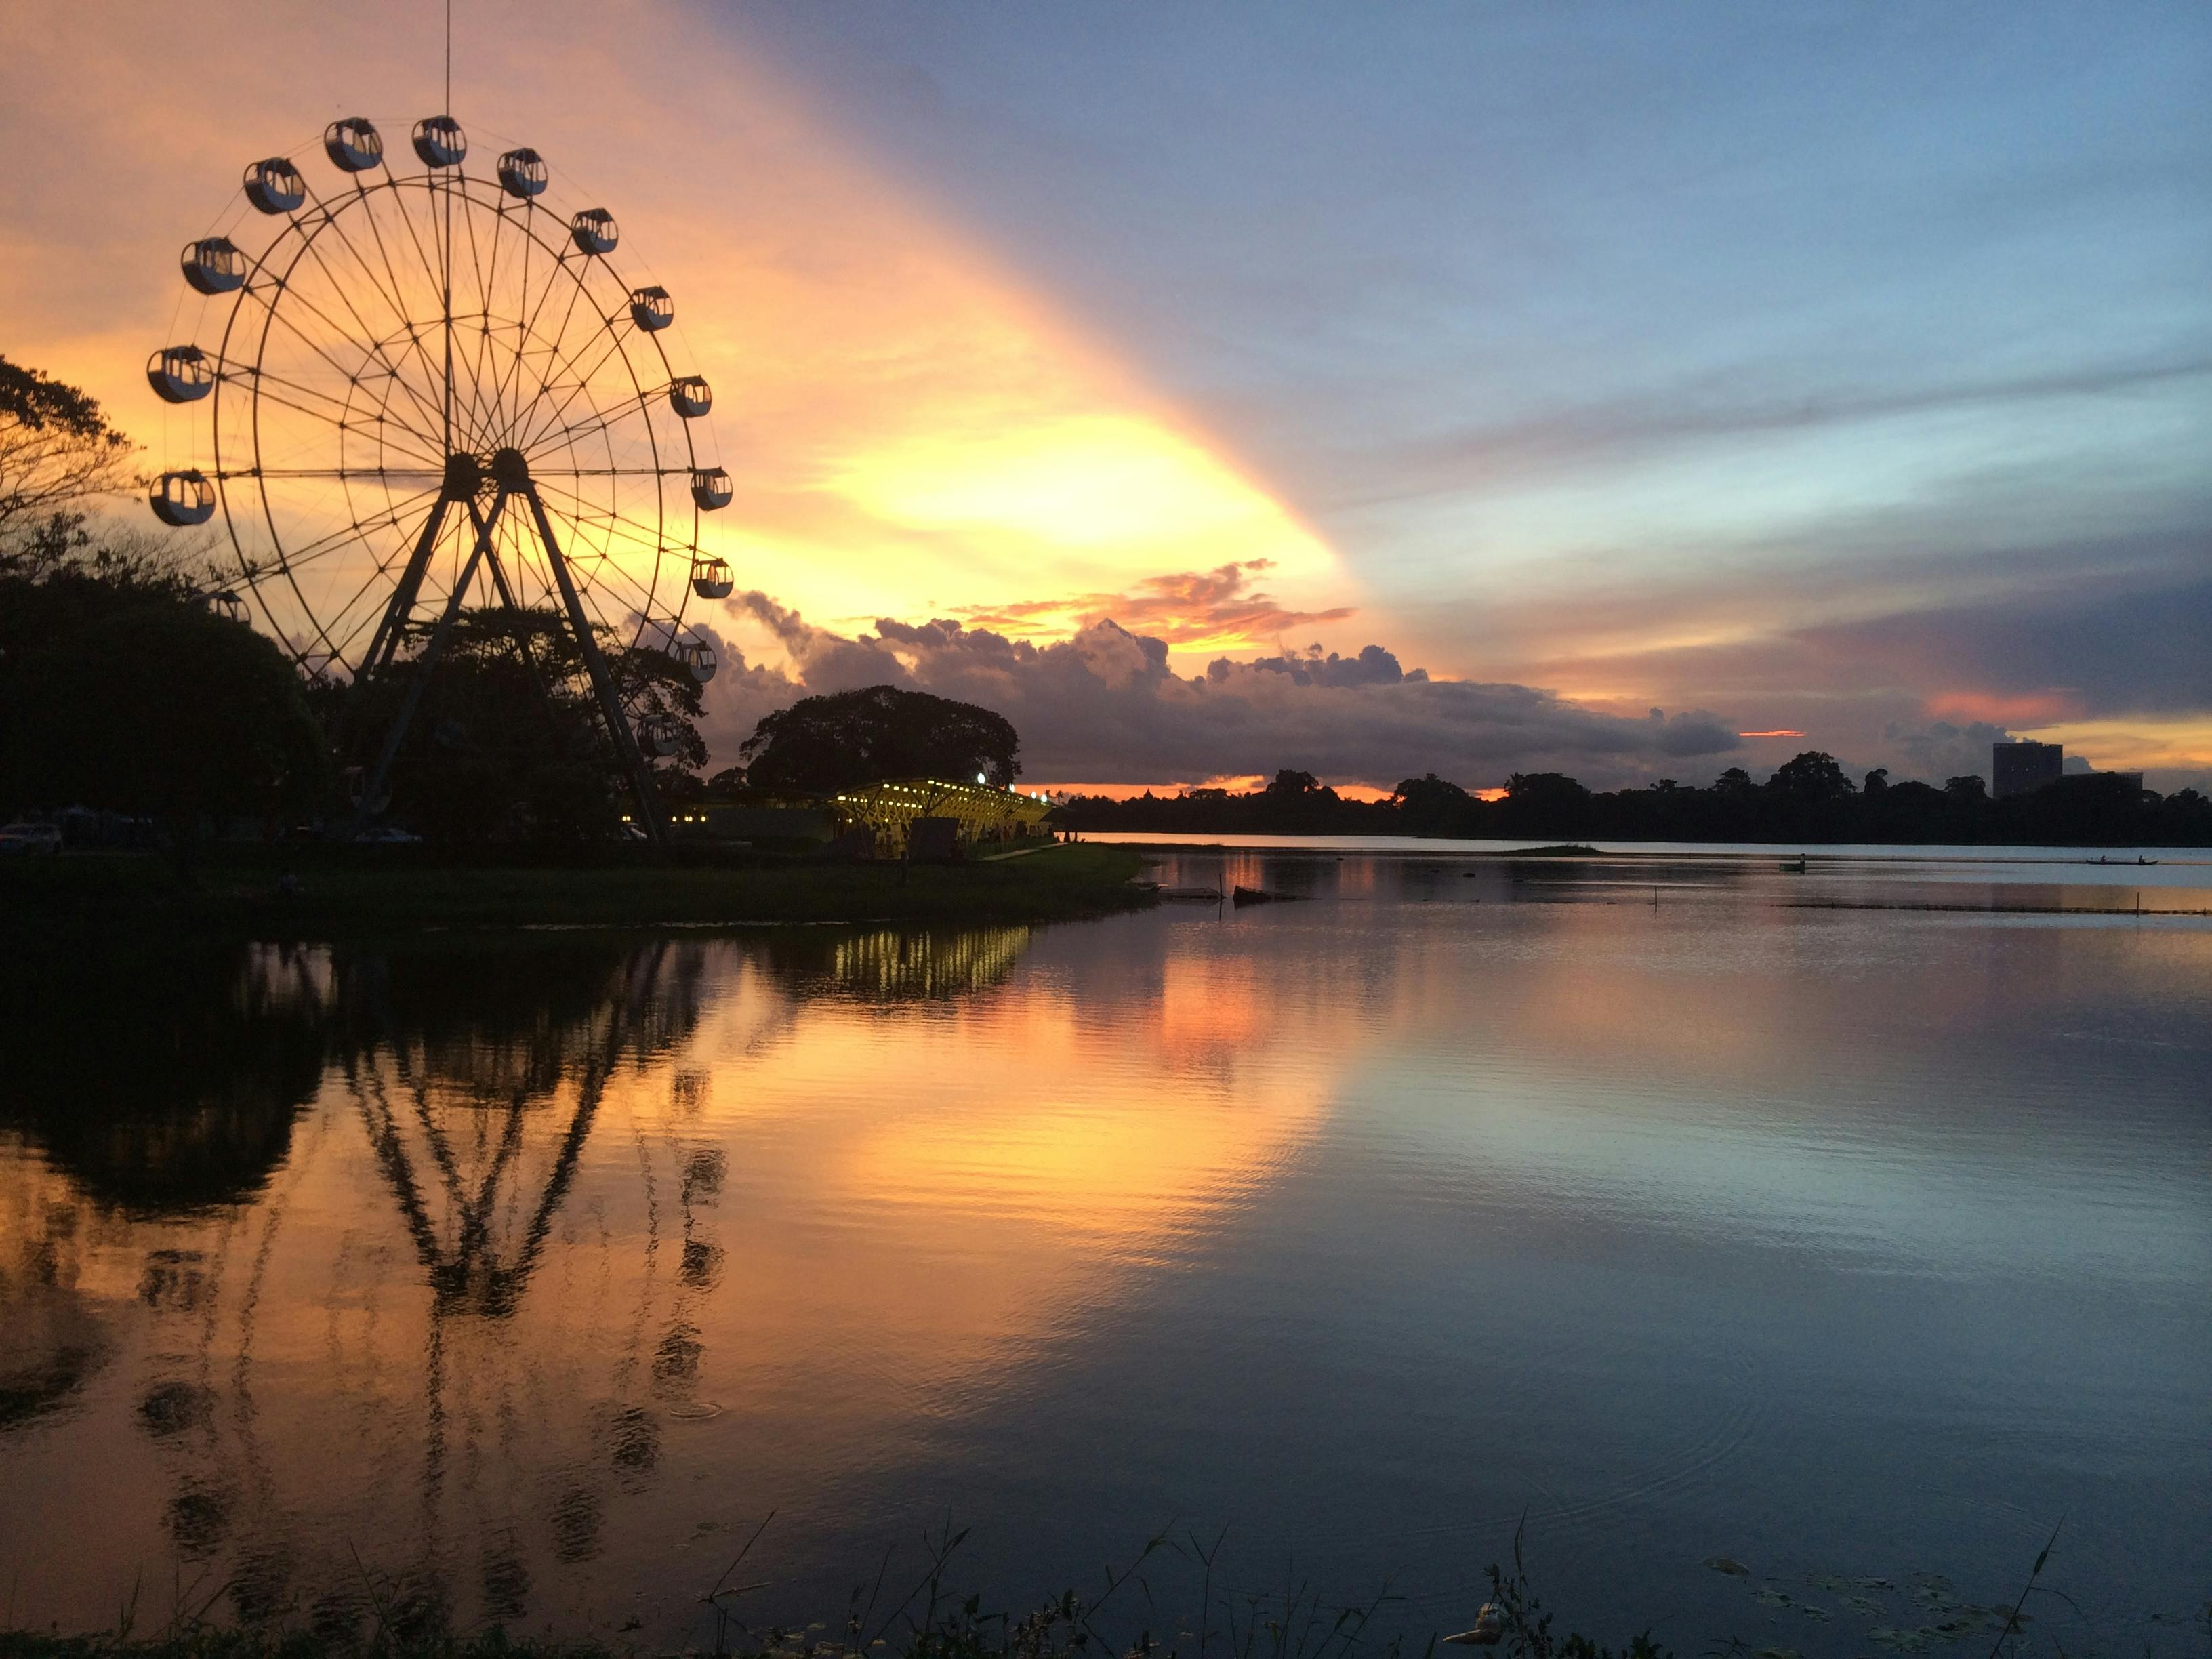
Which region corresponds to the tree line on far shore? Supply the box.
[1059,757,2212,848]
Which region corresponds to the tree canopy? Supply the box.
[336,606,708,842]
[739,684,1022,794]
[0,555,329,827]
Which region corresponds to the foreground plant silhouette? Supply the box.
[1475,1524,1669,1659]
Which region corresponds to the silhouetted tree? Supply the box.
[0,354,137,551]
[0,554,329,830]
[1767,751,1855,804]
[1395,772,1472,833]
[740,684,1021,794]
[1497,771,1593,836]
[1266,769,1323,797]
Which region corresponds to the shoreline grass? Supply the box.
[1,1521,2197,1659]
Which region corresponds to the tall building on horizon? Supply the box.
[1992,739,2064,799]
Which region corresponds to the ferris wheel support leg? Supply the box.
[362,491,457,682]
[520,483,668,851]
[355,489,513,828]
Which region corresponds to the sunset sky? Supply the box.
[3,0,2207,791]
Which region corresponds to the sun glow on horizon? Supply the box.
[2011,714,2212,773]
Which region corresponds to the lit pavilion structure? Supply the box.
[830,778,1054,858]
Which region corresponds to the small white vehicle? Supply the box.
[0,821,63,855]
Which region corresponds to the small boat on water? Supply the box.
[1780,857,1807,873]
[1161,886,1223,902]
[2138,856,2159,866]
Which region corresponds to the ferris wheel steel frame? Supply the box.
[149,115,739,846]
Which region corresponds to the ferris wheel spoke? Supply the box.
[377,172,468,447]
[530,474,666,529]
[321,533,459,663]
[244,280,450,459]
[455,316,520,456]
[276,201,455,446]
[525,390,661,457]
[455,194,515,448]
[223,368,429,465]
[268,484,445,573]
[570,546,666,621]
[329,183,467,440]
[457,192,562,449]
[245,371,445,471]
[218,467,445,480]
[499,296,635,462]
[511,327,638,455]
[233,276,445,454]
[490,220,609,449]
[508,262,594,441]
[219,359,362,427]
[489,217,535,451]
[531,481,678,577]
[414,173,477,451]
[483,204,556,442]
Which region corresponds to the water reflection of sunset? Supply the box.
[5,883,2207,1639]
[0,928,1350,1635]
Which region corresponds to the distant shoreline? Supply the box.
[1080,832,2207,862]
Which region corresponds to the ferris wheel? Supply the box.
[146,113,738,841]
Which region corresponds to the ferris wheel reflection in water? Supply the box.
[0,926,1052,1629]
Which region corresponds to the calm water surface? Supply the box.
[3,848,2207,1647]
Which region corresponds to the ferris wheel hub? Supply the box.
[441,451,485,497]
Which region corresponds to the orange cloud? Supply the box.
[959,559,1355,653]
[1925,690,2082,725]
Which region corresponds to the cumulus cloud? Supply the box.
[1248,643,1427,688]
[692,592,1740,790]
[1880,720,2015,785]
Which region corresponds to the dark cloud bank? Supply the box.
[693,596,1739,789]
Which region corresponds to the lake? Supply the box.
[3,845,2207,1652]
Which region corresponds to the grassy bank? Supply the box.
[0,1532,1641,1659]
[0,843,1155,937]
[0,1522,2186,1659]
